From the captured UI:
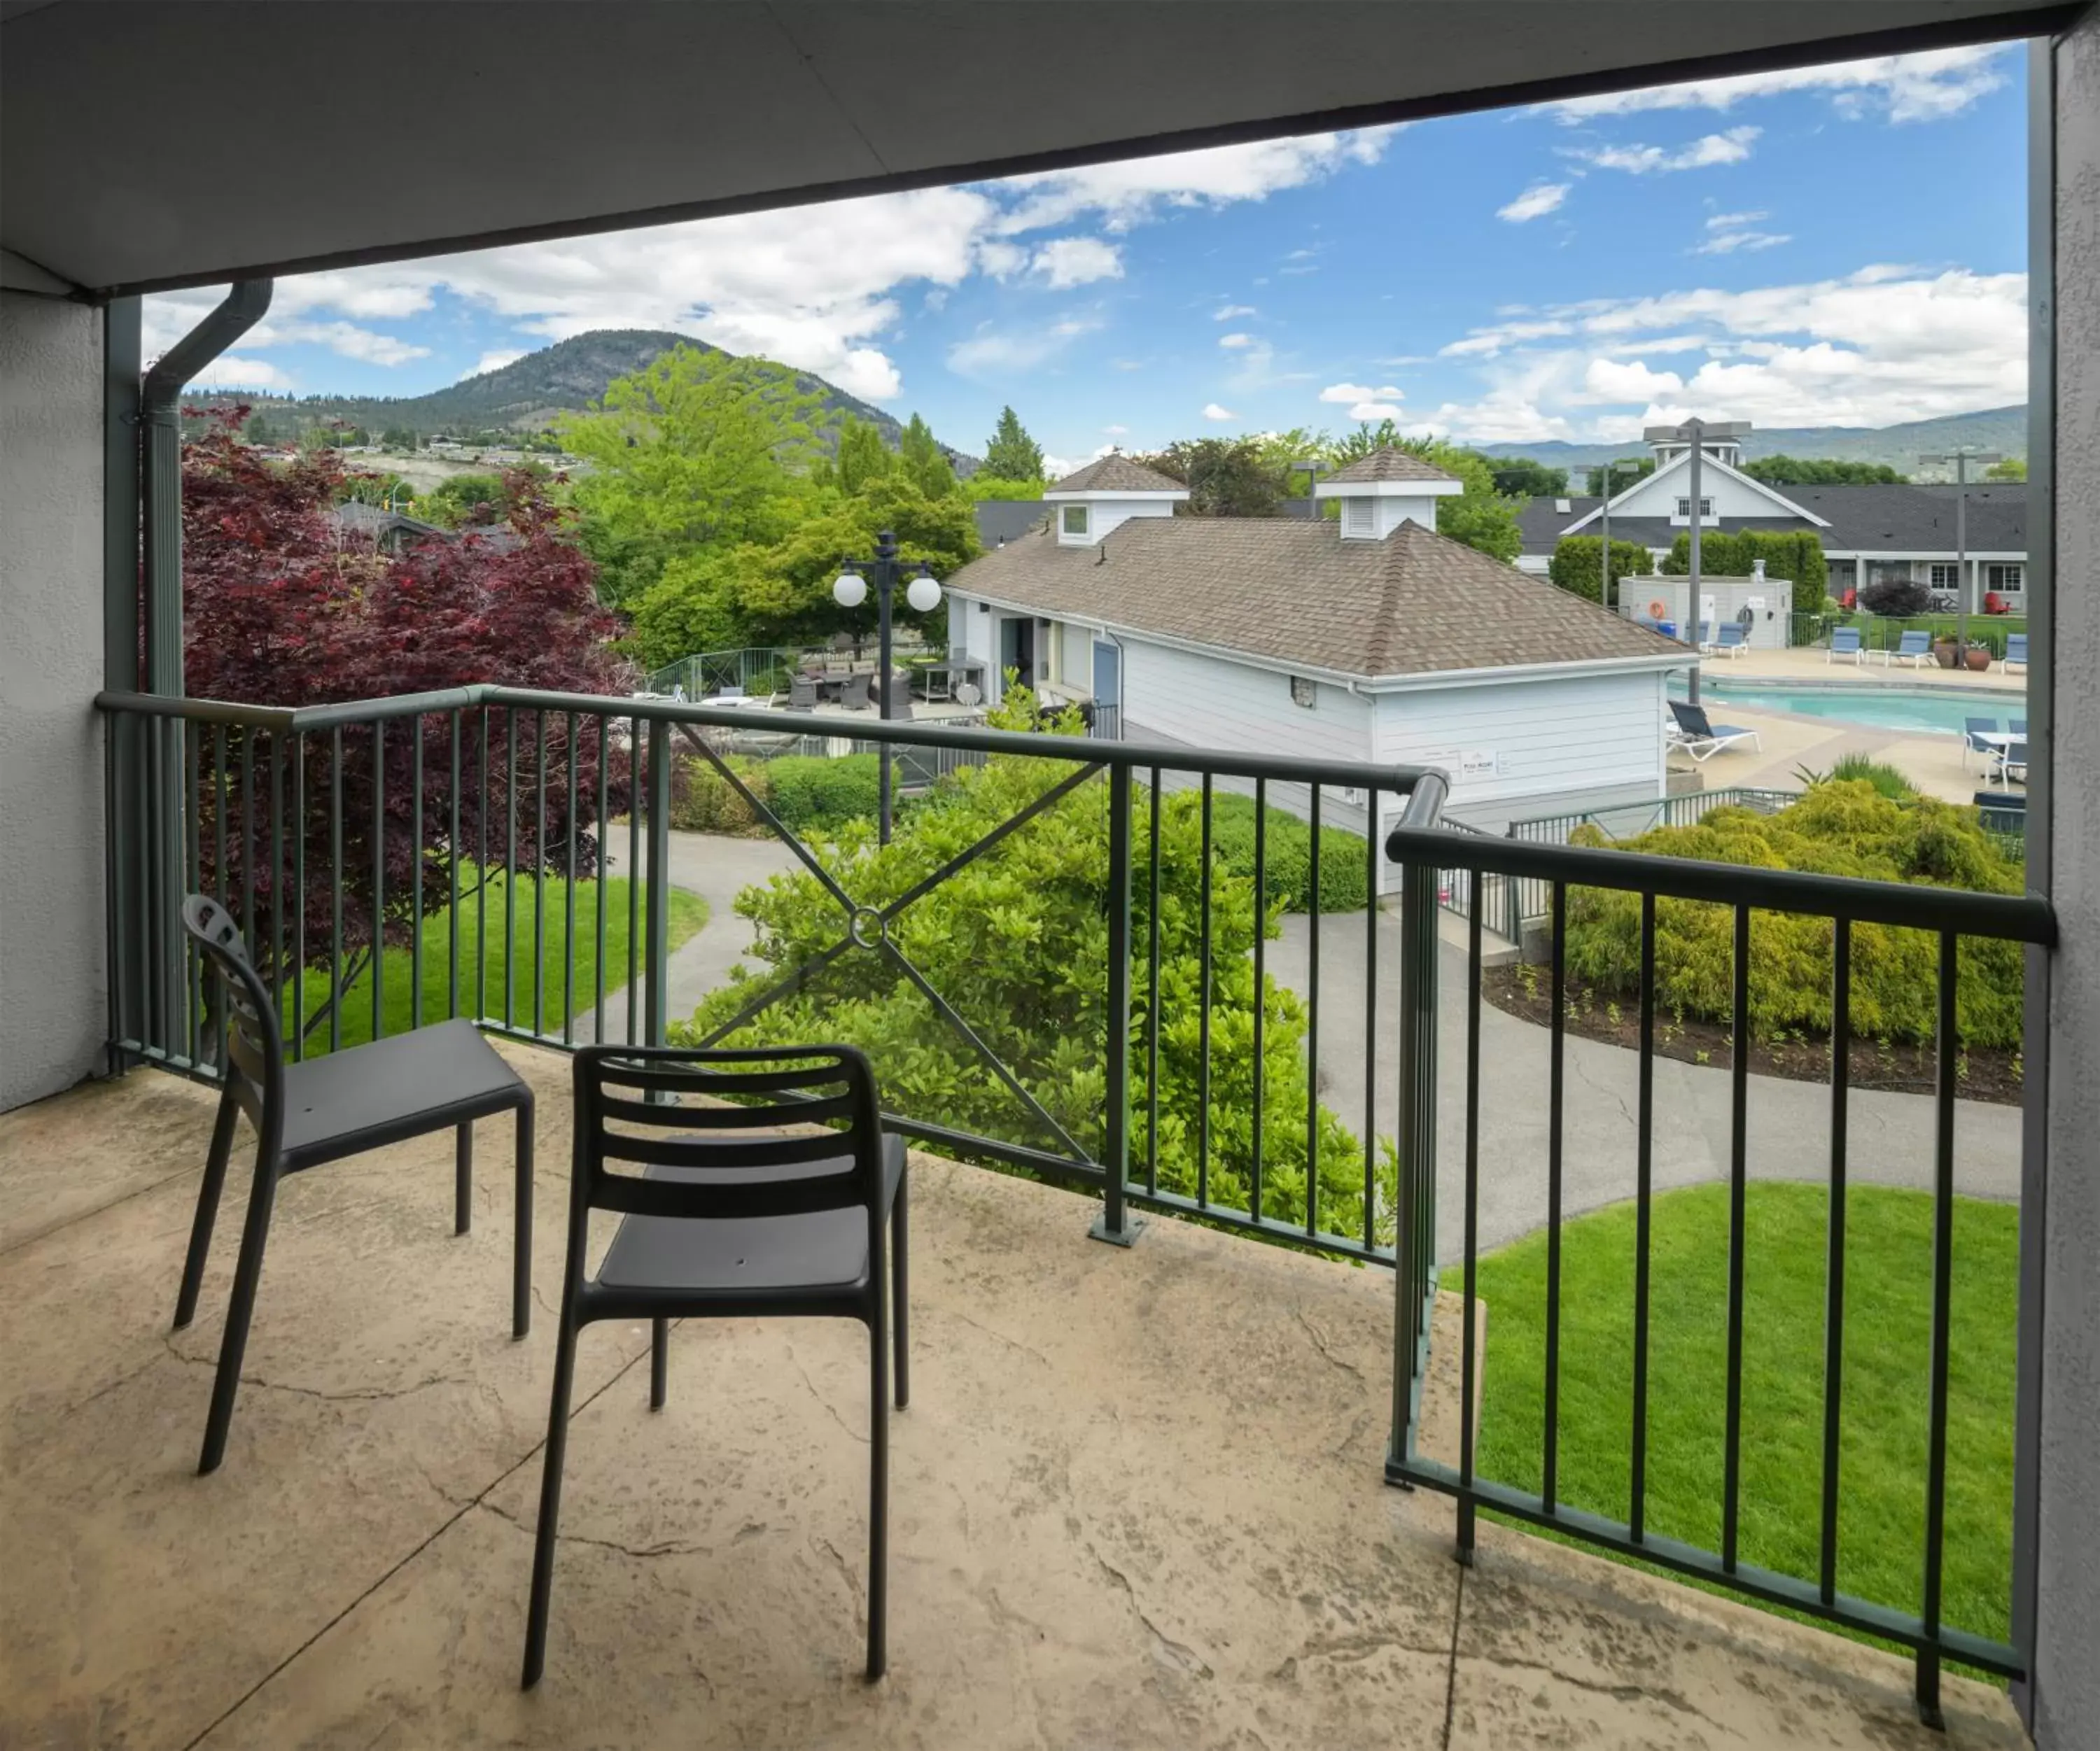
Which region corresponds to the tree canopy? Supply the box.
[1490,457,1569,498]
[898,412,958,499]
[979,405,1044,483]
[1742,455,1909,486]
[1982,456,2026,481]
[1133,437,1291,518]
[1586,458,1654,497]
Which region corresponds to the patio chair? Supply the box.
[838,670,874,711]
[1827,627,1865,665]
[1962,717,2003,773]
[522,1045,907,1688]
[2005,633,2029,673]
[1695,619,1718,653]
[788,674,820,710]
[2010,717,2028,735]
[1885,629,1933,669]
[1714,622,1751,659]
[175,895,534,1475]
[1667,699,1762,763]
[1990,738,2029,788]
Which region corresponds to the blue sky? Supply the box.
[147,43,2028,471]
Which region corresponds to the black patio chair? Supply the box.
[522,1043,908,1689]
[175,894,535,1475]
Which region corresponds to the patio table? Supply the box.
[916,656,987,703]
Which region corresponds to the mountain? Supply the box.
[1471,407,2026,475]
[183,330,977,468]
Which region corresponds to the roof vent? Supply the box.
[1555,498,1572,513]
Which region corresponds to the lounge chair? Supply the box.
[1828,627,1865,665]
[2010,717,2027,735]
[2005,633,2029,673]
[1962,717,2002,774]
[1989,738,2029,788]
[1714,622,1751,659]
[1695,619,1718,653]
[1883,629,1933,669]
[1667,698,1762,763]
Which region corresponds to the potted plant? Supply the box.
[1963,643,1994,672]
[1934,637,1961,668]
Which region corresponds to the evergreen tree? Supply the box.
[899,413,956,498]
[835,417,895,497]
[980,405,1044,482]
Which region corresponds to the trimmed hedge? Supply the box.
[1547,535,1653,607]
[1209,794,1369,915]
[670,754,771,836]
[766,753,883,831]
[1660,528,1829,616]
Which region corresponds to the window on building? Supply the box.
[1986,563,2024,591]
[1290,675,1318,710]
[1929,563,1960,588]
[1060,505,1090,537]
[1675,497,1714,519]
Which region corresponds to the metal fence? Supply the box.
[1789,613,2029,657]
[1506,787,1800,845]
[1384,822,2054,1721]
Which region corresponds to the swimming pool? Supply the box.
[1666,681,2025,735]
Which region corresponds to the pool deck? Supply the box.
[1695,647,2026,693]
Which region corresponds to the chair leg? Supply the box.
[174,1089,240,1330]
[455,1122,473,1236]
[512,1100,534,1341]
[197,1141,282,1476]
[892,1174,910,1412]
[522,1308,582,1689]
[650,1317,668,1410]
[867,1271,890,1682]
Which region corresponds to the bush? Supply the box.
[1563,782,2025,1048]
[766,753,883,831]
[670,754,771,835]
[1209,794,1369,914]
[1660,528,1830,616]
[1858,577,1935,617]
[1547,535,1653,607]
[1792,754,1914,801]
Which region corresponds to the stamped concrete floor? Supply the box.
[0,1047,2026,1750]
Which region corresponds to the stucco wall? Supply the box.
[0,293,106,1110]
[2034,15,2100,1748]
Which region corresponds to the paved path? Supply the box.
[1267,908,2022,1259]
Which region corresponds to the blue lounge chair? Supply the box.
[1962,716,2001,773]
[2010,717,2028,735]
[1695,619,1718,652]
[1714,622,1751,659]
[2005,633,2029,673]
[1828,627,1864,665]
[1667,699,1761,763]
[1884,628,1933,669]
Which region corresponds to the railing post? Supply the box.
[1389,854,1439,1470]
[643,717,672,1052]
[1091,761,1142,1246]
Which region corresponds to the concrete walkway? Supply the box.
[1268,908,2022,1260]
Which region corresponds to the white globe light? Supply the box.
[832,568,867,608]
[906,572,942,613]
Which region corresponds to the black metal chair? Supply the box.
[522,1044,908,1689]
[176,894,535,1475]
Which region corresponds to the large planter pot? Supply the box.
[1933,641,1961,669]
[1964,647,1994,673]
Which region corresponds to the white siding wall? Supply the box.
[1123,638,1374,766]
[1060,621,1093,691]
[1049,495,1178,546]
[1618,577,1795,648]
[1606,463,1799,526]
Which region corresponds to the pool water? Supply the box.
[1667,681,2024,735]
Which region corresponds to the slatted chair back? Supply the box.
[573,1045,886,1227]
[180,894,284,1134]
[1831,628,1862,654]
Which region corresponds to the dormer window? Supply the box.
[1061,505,1091,537]
[1342,497,1374,537]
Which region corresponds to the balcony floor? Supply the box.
[1,1046,2026,1750]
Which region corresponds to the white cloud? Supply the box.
[1102,423,1129,436]
[1218,332,1255,349]
[260,320,430,366]
[1694,229,1791,255]
[185,354,289,390]
[464,349,526,380]
[1042,442,1119,479]
[1032,236,1124,289]
[946,314,1102,378]
[1345,401,1405,422]
[1541,45,2012,125]
[1320,381,1404,404]
[1214,303,1256,320]
[1707,211,1768,230]
[1582,358,1684,401]
[1441,318,1576,358]
[1202,403,1238,422]
[1563,127,1760,174]
[975,239,1028,280]
[1497,182,1570,223]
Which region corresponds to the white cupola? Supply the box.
[1042,452,1188,547]
[1312,447,1464,539]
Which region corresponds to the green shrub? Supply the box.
[766,753,883,830]
[1660,528,1829,616]
[1547,535,1653,607]
[1564,782,2024,1048]
[1791,754,1914,801]
[1209,794,1369,914]
[670,754,771,835]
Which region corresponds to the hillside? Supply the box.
[1474,406,2026,474]
[182,330,976,467]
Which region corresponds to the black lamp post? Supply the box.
[834,529,941,843]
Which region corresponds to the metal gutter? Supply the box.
[137,279,270,695]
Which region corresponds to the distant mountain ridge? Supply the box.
[1471,407,2026,474]
[183,329,978,468]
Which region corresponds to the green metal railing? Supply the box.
[1385,821,2054,1724]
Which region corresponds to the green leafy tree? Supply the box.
[416,471,510,528]
[1490,457,1569,497]
[675,687,1387,1239]
[965,475,1051,502]
[834,416,895,497]
[1658,528,1829,614]
[899,413,957,499]
[979,405,1045,482]
[1133,437,1289,516]
[1328,419,1406,463]
[1586,458,1655,496]
[557,343,826,608]
[378,426,420,451]
[1983,457,2026,481]
[1548,535,1653,607]
[1392,437,1522,563]
[1742,455,1909,486]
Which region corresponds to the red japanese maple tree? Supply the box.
[177,409,634,1014]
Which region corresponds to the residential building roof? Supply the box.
[944,516,1681,680]
[971,500,1048,548]
[1323,449,1463,486]
[1044,454,1186,495]
[1518,483,2028,557]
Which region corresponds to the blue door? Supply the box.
[1091,640,1120,706]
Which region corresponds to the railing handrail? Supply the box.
[96,685,1452,817]
[1387,823,2053,943]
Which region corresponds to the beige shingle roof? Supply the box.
[1045,454,1188,495]
[1323,447,1462,485]
[944,517,1683,679]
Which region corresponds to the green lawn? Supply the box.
[289,872,707,1053]
[1463,1183,2018,1648]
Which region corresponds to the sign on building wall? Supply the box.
[1420,747,1501,781]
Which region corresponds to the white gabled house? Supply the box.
[943,449,1693,880]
